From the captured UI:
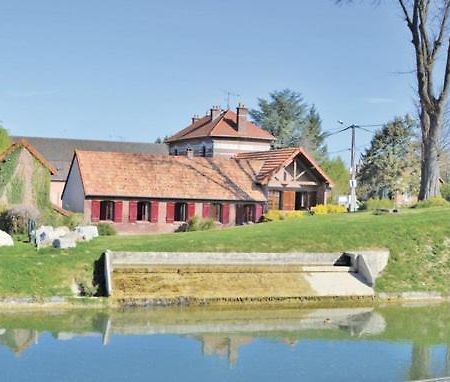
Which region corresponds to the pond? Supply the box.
[0,303,449,381]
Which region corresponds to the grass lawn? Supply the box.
[0,207,449,297]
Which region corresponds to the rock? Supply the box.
[53,235,77,249]
[32,226,55,247]
[75,226,99,241]
[0,230,14,247]
[54,226,70,238]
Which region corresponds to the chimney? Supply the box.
[236,103,247,133]
[191,114,200,124]
[210,106,221,121]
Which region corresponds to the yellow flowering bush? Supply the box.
[264,210,306,221]
[311,204,347,215]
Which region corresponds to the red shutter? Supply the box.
[255,204,263,222]
[114,201,123,223]
[129,201,137,223]
[166,202,175,223]
[150,201,159,223]
[187,202,196,220]
[91,200,100,222]
[202,203,210,218]
[222,203,230,224]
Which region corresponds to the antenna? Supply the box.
[222,90,240,109]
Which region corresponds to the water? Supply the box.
[1,303,449,382]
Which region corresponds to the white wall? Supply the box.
[62,157,85,212]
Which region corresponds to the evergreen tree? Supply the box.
[357,116,420,199]
[302,105,328,162]
[250,89,327,160]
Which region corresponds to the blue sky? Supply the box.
[0,0,416,158]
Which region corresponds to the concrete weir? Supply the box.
[104,250,389,305]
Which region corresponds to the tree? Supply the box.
[302,105,328,162]
[357,116,420,199]
[250,89,328,159]
[154,135,168,144]
[321,156,350,202]
[396,0,450,200]
[338,1,450,200]
[0,126,11,153]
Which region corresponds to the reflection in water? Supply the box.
[0,304,449,381]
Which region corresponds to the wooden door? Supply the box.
[282,191,295,210]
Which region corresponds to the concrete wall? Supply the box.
[62,157,85,212]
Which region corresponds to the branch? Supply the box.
[439,37,450,108]
[431,0,450,61]
[398,0,414,29]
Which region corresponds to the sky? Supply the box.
[0,0,418,159]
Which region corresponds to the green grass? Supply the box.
[1,207,449,297]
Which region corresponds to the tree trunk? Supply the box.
[418,110,442,200]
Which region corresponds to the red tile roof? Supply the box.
[236,147,334,186]
[71,150,266,202]
[0,139,57,175]
[166,110,275,143]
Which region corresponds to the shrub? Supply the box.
[311,204,347,215]
[264,210,306,221]
[97,223,117,236]
[414,196,449,209]
[178,216,216,232]
[360,198,395,211]
[0,205,40,234]
[441,183,450,202]
[63,213,84,230]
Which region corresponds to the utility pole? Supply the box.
[349,124,357,212]
[337,120,358,212]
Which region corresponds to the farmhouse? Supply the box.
[62,151,266,233]
[12,136,168,207]
[166,105,275,157]
[58,104,333,233]
[0,140,56,210]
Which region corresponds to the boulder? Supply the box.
[54,226,70,238]
[33,226,55,248]
[75,226,99,241]
[53,234,77,249]
[0,230,14,247]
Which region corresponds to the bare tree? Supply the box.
[397,0,450,199]
[340,1,450,198]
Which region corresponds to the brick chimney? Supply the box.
[210,106,221,121]
[236,103,248,133]
[191,114,200,124]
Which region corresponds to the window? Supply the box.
[137,201,151,221]
[174,148,178,156]
[174,202,187,222]
[210,203,223,222]
[100,201,114,221]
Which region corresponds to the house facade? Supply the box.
[166,105,275,157]
[12,136,168,207]
[0,140,56,210]
[62,150,266,234]
[236,148,333,210]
